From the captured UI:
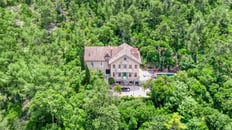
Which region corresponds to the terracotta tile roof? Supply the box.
[109,43,141,64]
[130,48,139,59]
[84,43,141,64]
[84,46,115,61]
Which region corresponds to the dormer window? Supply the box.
[104,53,110,61]
[122,57,128,64]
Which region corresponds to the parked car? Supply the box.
[122,87,130,92]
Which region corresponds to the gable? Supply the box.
[109,52,141,64]
[84,43,141,64]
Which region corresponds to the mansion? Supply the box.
[84,43,141,84]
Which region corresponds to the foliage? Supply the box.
[165,113,187,130]
[0,0,232,129]
[118,99,156,129]
[150,76,174,107]
[83,64,91,85]
[142,79,155,89]
[0,111,9,130]
[79,48,85,71]
[114,84,122,94]
[108,77,115,85]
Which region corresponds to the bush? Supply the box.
[108,77,115,85]
[114,84,122,93]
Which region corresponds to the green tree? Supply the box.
[82,79,121,130]
[142,79,155,89]
[0,111,9,130]
[118,99,156,129]
[39,4,56,29]
[27,89,68,129]
[114,84,122,94]
[165,81,189,111]
[186,117,208,130]
[84,65,91,85]
[165,113,187,130]
[150,76,174,107]
[79,48,85,71]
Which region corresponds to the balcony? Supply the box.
[114,77,139,81]
[112,68,136,72]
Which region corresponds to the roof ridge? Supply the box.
[84,43,141,64]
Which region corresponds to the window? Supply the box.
[118,64,121,69]
[105,69,110,74]
[113,72,115,77]
[124,64,127,69]
[129,65,132,69]
[124,57,127,60]
[100,62,104,67]
[135,65,138,69]
[91,62,94,67]
[113,64,115,69]
[118,73,121,77]
[129,73,131,77]
[134,73,137,77]
[123,73,127,77]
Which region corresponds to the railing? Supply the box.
[113,77,139,81]
[153,72,175,78]
[111,68,138,72]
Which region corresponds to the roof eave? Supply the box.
[109,54,141,64]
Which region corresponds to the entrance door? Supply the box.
[105,69,110,74]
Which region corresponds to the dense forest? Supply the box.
[0,0,232,129]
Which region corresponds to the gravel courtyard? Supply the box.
[111,85,150,97]
[110,69,153,97]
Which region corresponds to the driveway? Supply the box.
[109,69,152,97]
[111,85,150,97]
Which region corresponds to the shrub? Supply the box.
[114,84,122,94]
[108,77,115,85]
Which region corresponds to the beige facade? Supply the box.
[110,55,140,82]
[86,61,109,72]
[84,43,141,83]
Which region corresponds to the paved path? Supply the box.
[111,85,150,97]
[110,69,152,97]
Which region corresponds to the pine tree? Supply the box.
[84,64,90,85]
[80,48,85,71]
